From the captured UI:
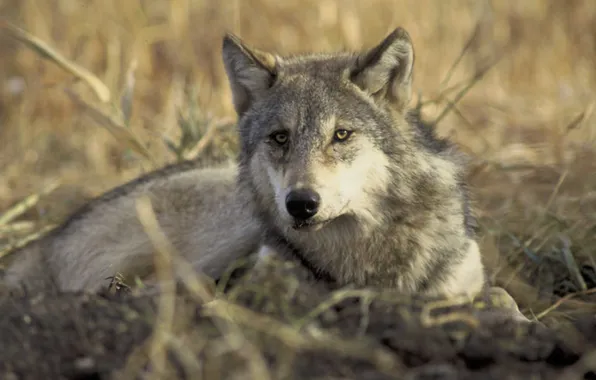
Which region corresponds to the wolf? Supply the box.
[225,27,487,298]
[4,27,490,303]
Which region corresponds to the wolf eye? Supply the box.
[333,129,353,142]
[270,131,289,145]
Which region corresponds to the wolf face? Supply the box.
[223,28,416,233]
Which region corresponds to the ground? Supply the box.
[1,1,596,379]
[1,257,595,380]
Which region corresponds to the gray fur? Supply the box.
[2,159,262,293]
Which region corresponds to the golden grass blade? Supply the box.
[120,58,138,125]
[135,195,177,379]
[0,20,111,103]
[0,221,36,236]
[536,288,596,320]
[0,224,56,260]
[201,299,402,374]
[438,17,483,91]
[183,117,235,160]
[294,289,377,330]
[559,235,587,292]
[433,52,506,126]
[0,181,60,226]
[65,89,157,167]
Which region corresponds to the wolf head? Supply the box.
[223,28,419,232]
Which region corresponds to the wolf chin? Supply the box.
[224,27,486,297]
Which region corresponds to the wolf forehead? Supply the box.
[280,53,360,77]
[246,55,382,120]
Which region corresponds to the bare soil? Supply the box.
[1,257,594,380]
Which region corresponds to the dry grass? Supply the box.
[1,0,596,329]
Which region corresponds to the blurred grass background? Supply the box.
[1,0,596,316]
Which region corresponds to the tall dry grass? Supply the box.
[1,0,596,315]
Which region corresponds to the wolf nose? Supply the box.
[285,189,321,220]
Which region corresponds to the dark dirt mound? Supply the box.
[1,257,595,380]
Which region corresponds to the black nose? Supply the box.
[285,189,321,220]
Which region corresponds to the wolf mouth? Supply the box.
[292,219,331,231]
[291,203,349,231]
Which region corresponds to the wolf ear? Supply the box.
[222,33,278,116]
[350,27,414,111]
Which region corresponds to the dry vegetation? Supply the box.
[1,0,596,378]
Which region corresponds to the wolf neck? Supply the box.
[286,191,467,293]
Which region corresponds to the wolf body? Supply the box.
[1,159,262,293]
[3,27,487,300]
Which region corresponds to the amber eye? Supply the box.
[271,131,289,145]
[333,129,352,142]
